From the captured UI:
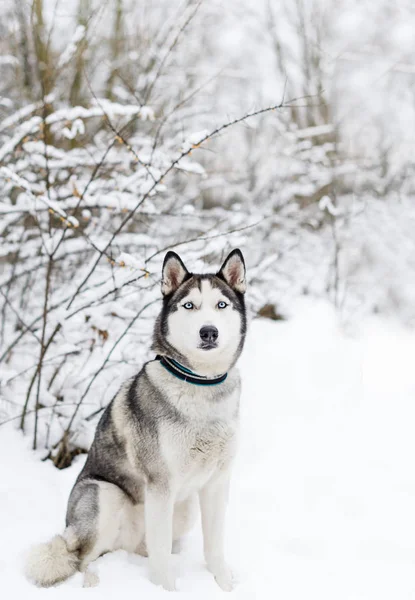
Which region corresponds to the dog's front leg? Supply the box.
[199,469,235,591]
[145,484,176,591]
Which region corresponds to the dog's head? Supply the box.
[153,249,247,376]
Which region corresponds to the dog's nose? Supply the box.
[199,325,219,343]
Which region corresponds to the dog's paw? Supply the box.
[136,539,148,557]
[172,539,182,555]
[83,569,99,588]
[149,568,177,591]
[211,563,237,592]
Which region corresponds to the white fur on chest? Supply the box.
[148,362,240,499]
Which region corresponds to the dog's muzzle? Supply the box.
[199,325,218,349]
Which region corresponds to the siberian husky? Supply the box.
[26,249,247,591]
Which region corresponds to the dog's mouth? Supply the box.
[199,342,218,351]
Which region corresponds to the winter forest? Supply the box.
[2,1,415,597]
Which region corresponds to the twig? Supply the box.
[0,288,41,345]
[145,217,266,264]
[144,0,204,104]
[0,402,96,428]
[20,322,61,432]
[63,298,158,435]
[66,94,311,309]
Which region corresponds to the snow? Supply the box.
[140,106,155,122]
[181,130,210,153]
[0,96,54,133]
[1,300,415,598]
[296,124,335,139]
[319,195,342,216]
[117,252,144,270]
[57,26,85,69]
[61,118,85,140]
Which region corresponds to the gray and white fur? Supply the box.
[25,249,247,591]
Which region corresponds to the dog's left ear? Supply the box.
[162,251,189,295]
[217,249,246,293]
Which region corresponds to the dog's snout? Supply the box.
[199,325,218,343]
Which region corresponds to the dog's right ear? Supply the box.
[217,248,246,293]
[161,251,189,296]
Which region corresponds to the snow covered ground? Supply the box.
[1,299,415,599]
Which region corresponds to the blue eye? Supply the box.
[183,302,194,310]
[217,301,227,309]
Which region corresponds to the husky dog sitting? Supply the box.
[26,249,247,591]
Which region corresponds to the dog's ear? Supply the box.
[217,249,246,293]
[161,251,189,296]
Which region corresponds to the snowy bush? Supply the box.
[1,0,415,465]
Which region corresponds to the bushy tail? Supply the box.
[25,531,79,587]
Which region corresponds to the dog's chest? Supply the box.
[159,391,239,494]
[188,418,237,465]
[162,418,238,498]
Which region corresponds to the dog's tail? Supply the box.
[25,528,79,587]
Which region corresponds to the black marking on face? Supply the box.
[211,276,247,334]
[169,276,202,308]
[152,276,204,367]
